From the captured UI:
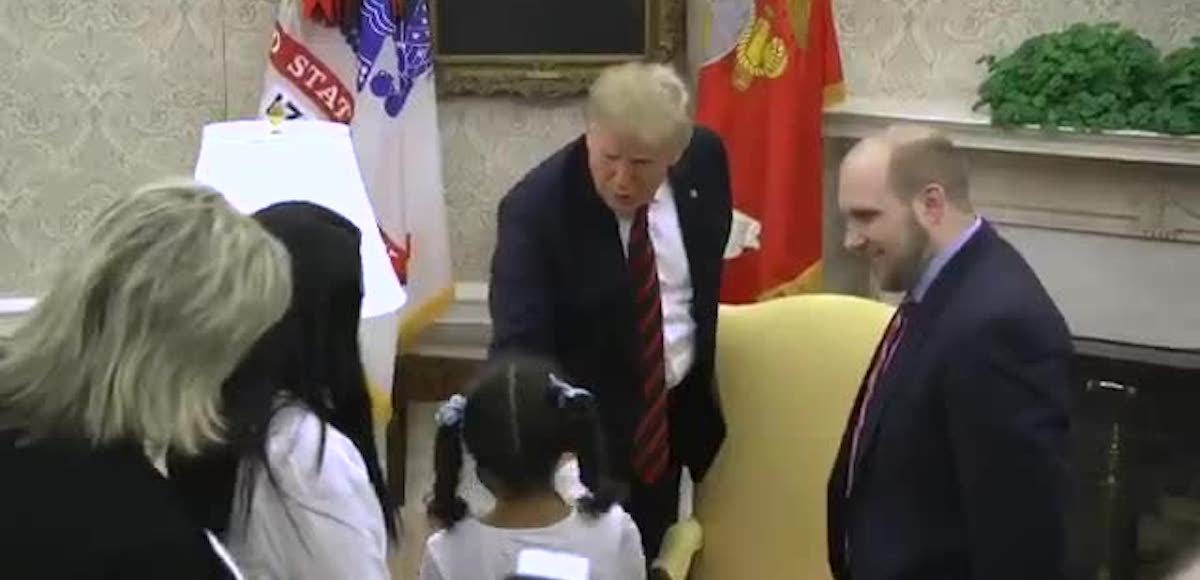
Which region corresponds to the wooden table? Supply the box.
[387,354,484,506]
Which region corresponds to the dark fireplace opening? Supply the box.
[1071,338,1200,580]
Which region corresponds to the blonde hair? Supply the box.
[0,179,291,455]
[880,124,972,209]
[586,61,694,153]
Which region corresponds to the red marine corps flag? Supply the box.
[694,0,844,303]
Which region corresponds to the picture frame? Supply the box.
[430,0,684,97]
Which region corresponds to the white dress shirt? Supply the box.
[911,216,983,302]
[617,182,696,389]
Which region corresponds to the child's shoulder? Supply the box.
[425,517,485,547]
[423,519,489,577]
[572,503,638,534]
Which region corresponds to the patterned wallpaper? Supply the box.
[1,0,1196,292]
[1,1,223,291]
[438,97,583,280]
[0,0,279,293]
[833,0,1197,106]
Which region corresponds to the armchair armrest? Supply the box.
[651,518,704,580]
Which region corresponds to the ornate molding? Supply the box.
[437,64,602,98]
[406,282,491,359]
[433,0,684,97]
[974,168,1200,245]
[977,201,1199,246]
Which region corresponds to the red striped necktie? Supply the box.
[628,206,670,485]
[845,302,911,496]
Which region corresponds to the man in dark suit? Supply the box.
[827,125,1073,580]
[488,62,732,560]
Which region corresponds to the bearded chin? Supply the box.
[880,265,918,293]
[879,269,908,293]
[881,226,931,294]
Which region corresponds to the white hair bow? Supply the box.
[435,394,467,427]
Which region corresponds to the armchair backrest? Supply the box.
[691,294,893,580]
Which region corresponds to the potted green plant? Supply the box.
[975,23,1199,136]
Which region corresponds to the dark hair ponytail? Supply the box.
[427,396,468,528]
[552,379,625,517]
[433,357,625,526]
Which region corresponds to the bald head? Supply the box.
[839,136,892,203]
[837,124,976,293]
[843,124,972,209]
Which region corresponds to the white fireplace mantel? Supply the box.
[824,97,1200,168]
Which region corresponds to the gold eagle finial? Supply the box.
[732,5,789,91]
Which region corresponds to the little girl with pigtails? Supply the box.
[419,357,647,580]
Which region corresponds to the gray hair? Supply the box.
[0,179,291,455]
[586,61,694,153]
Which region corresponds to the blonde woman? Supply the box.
[0,180,291,579]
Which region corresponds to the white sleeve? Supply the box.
[418,543,446,580]
[257,416,391,580]
[615,509,647,580]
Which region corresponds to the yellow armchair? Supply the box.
[655,294,893,580]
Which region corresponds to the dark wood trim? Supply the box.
[388,354,484,505]
[432,0,684,96]
[395,354,485,402]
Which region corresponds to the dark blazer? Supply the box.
[488,126,732,481]
[827,222,1073,580]
[0,432,235,579]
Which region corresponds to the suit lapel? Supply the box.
[669,162,716,304]
[848,222,998,492]
[832,327,891,498]
[850,303,933,486]
[668,165,701,271]
[568,138,634,314]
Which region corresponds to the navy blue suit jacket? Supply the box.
[488,127,732,481]
[828,222,1073,580]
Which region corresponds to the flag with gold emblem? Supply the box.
[694,0,843,303]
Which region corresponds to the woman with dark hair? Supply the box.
[171,201,394,579]
[420,357,644,580]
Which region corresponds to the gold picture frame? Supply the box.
[430,0,684,97]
